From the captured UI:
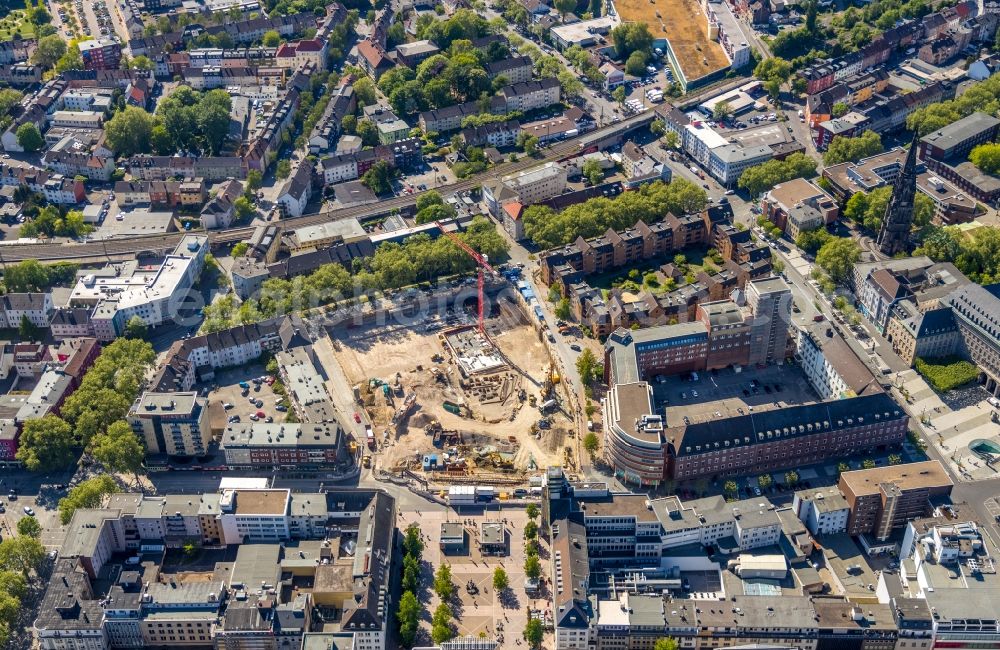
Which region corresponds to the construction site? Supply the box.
[329,295,578,486]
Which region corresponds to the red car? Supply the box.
[354,412,362,423]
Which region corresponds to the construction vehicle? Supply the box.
[365,425,375,449]
[443,400,464,416]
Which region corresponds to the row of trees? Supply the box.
[915,224,1000,284]
[398,525,424,647]
[907,73,1000,136]
[105,86,233,157]
[737,153,818,197]
[16,339,154,474]
[522,503,544,649]
[0,530,47,647]
[18,205,92,239]
[822,130,884,166]
[1,259,77,293]
[522,179,709,249]
[202,217,509,332]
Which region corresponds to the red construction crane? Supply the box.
[436,221,498,335]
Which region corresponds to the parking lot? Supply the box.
[205,363,289,432]
[398,505,542,648]
[1,477,70,551]
[654,364,818,426]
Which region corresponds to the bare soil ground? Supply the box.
[615,0,729,80]
[329,301,574,474]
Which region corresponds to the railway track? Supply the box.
[0,112,654,263]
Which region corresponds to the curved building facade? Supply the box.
[602,382,665,487]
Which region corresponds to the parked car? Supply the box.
[23,506,34,516]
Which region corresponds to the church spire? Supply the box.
[876,131,919,257]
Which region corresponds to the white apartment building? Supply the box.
[218,488,292,542]
[792,488,850,535]
[484,161,568,215]
[70,235,207,340]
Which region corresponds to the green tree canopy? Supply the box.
[58,475,118,525]
[16,415,76,472]
[15,122,43,152]
[823,130,884,165]
[970,142,1000,174]
[815,237,861,282]
[738,153,818,196]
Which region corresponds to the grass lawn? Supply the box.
[915,356,979,393]
[0,7,36,40]
[588,247,723,298]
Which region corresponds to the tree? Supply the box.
[584,431,599,458]
[863,458,876,469]
[16,415,76,472]
[764,78,782,103]
[104,106,157,156]
[403,524,424,560]
[625,50,648,76]
[832,102,849,118]
[493,567,509,591]
[526,503,540,520]
[524,519,539,540]
[611,22,653,58]
[837,461,851,475]
[16,516,41,538]
[724,480,738,496]
[89,420,145,483]
[402,555,421,593]
[397,590,421,647]
[815,237,861,283]
[553,0,576,19]
[18,314,38,341]
[823,130,883,165]
[31,34,67,69]
[434,563,454,600]
[738,153,818,196]
[576,348,600,385]
[198,91,233,155]
[276,160,292,181]
[233,196,256,222]
[55,43,84,73]
[122,315,148,340]
[3,260,76,292]
[523,619,544,650]
[524,554,541,580]
[519,133,539,155]
[653,640,679,650]
[262,29,281,46]
[353,77,378,106]
[0,536,45,577]
[754,57,792,84]
[888,453,902,465]
[431,603,454,644]
[970,142,1000,174]
[246,170,263,193]
[582,159,604,186]
[663,130,680,150]
[416,189,444,212]
[758,474,772,489]
[612,85,627,107]
[784,470,799,485]
[361,160,394,195]
[712,101,733,121]
[796,227,834,254]
[554,297,572,321]
[15,122,43,152]
[58,475,118,525]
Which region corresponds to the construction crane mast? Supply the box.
[436,221,499,335]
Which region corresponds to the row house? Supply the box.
[274,39,327,71]
[484,56,534,84]
[804,69,889,128]
[127,155,247,181]
[41,150,116,182]
[317,138,423,185]
[113,180,207,208]
[307,78,356,154]
[183,66,259,91]
[0,64,42,86]
[499,77,561,112]
[0,36,35,65]
[418,96,506,133]
[186,46,276,69]
[459,120,521,148]
[0,163,85,204]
